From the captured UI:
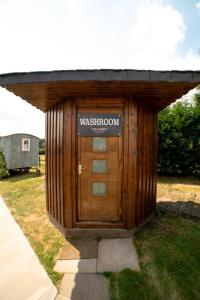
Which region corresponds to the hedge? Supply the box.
[158,88,200,177]
[0,150,9,179]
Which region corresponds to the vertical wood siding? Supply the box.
[64,100,73,228]
[134,101,157,227]
[46,97,157,233]
[46,101,65,228]
[126,99,138,229]
[126,99,157,229]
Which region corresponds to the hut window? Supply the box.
[22,139,30,151]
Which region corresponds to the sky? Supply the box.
[0,0,200,138]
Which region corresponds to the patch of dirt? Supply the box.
[157,181,200,205]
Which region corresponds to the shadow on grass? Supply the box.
[105,269,159,300]
[0,171,44,183]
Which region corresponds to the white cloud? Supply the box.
[0,0,199,72]
[0,88,44,138]
[125,1,187,69]
[0,0,199,137]
[196,2,200,13]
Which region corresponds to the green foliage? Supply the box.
[39,148,45,155]
[158,88,200,176]
[39,138,45,149]
[0,150,9,179]
[39,138,45,155]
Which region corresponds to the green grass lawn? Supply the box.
[107,214,200,300]
[0,167,200,298]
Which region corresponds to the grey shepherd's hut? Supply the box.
[0,133,39,171]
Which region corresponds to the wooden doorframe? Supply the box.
[72,98,128,229]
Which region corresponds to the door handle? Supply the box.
[78,164,85,174]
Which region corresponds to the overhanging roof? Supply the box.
[0,69,199,112]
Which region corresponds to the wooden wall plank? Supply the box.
[64,100,73,228]
[127,99,138,228]
[145,109,150,219]
[45,112,49,211]
[123,101,129,227]
[136,102,157,227]
[45,101,66,228]
[56,104,60,223]
[142,105,147,221]
[136,103,143,226]
[152,112,158,210]
[52,108,56,217]
[150,111,154,214]
[49,110,54,216]
[60,102,64,226]
[147,111,152,216]
[71,101,77,228]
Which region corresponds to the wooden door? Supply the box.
[77,109,123,223]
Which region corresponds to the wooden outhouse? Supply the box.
[0,70,199,237]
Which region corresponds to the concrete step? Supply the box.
[54,258,97,273]
[58,274,109,300]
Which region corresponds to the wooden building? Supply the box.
[0,70,199,237]
[0,133,39,172]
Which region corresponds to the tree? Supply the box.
[158,86,200,176]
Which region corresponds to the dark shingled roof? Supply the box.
[0,69,199,111]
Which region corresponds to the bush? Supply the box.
[39,148,45,155]
[158,88,200,177]
[0,151,9,179]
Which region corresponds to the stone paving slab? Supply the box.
[58,274,109,300]
[54,258,97,273]
[157,201,200,219]
[97,238,140,272]
[56,294,69,300]
[0,196,57,300]
[58,239,98,260]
